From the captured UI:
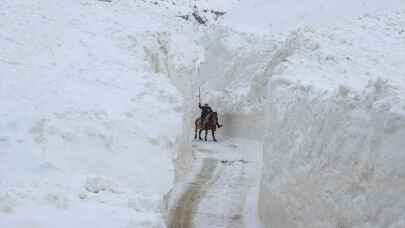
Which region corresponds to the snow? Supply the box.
[273,11,405,92]
[0,0,186,227]
[260,79,405,228]
[222,0,405,35]
[171,2,405,227]
[2,0,405,227]
[256,9,405,228]
[166,138,263,228]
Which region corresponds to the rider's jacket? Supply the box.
[199,103,213,119]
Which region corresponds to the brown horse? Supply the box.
[194,112,218,142]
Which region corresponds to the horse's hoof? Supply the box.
[213,140,217,142]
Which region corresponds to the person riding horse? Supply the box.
[195,103,222,141]
[199,103,222,128]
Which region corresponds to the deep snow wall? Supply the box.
[258,11,405,228]
[259,81,405,228]
[220,113,266,141]
[140,30,196,183]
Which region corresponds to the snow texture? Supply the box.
[257,9,405,228]
[2,0,405,227]
[0,0,189,227]
[173,2,405,227]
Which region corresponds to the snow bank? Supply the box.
[259,11,405,228]
[2,0,405,227]
[0,0,191,227]
[180,5,405,227]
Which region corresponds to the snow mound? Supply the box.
[259,10,405,228]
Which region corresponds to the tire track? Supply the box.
[168,139,261,228]
[168,158,222,228]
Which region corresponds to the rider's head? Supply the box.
[204,103,209,107]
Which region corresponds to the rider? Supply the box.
[199,103,222,128]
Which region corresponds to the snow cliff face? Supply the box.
[260,81,405,228]
[258,11,405,228]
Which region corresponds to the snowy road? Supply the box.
[168,138,262,228]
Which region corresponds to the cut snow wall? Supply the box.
[259,80,405,228]
[141,31,197,183]
[142,30,202,224]
[257,10,405,228]
[220,113,266,141]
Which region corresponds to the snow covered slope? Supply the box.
[0,0,191,227]
[223,0,405,34]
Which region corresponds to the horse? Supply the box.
[194,112,218,142]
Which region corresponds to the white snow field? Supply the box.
[1,0,405,228]
[0,0,193,227]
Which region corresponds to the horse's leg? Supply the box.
[199,129,203,140]
[194,123,197,139]
[212,130,217,142]
[204,130,208,141]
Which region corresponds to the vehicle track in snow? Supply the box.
[168,158,221,228]
[168,138,262,228]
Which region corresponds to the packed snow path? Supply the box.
[168,138,262,228]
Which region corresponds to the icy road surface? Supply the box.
[168,138,263,228]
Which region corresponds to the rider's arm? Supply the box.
[198,103,202,109]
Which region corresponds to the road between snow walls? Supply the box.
[163,10,405,228]
[161,25,290,228]
[2,1,404,228]
[166,138,263,228]
[146,25,271,228]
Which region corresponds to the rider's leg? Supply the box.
[201,114,206,124]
